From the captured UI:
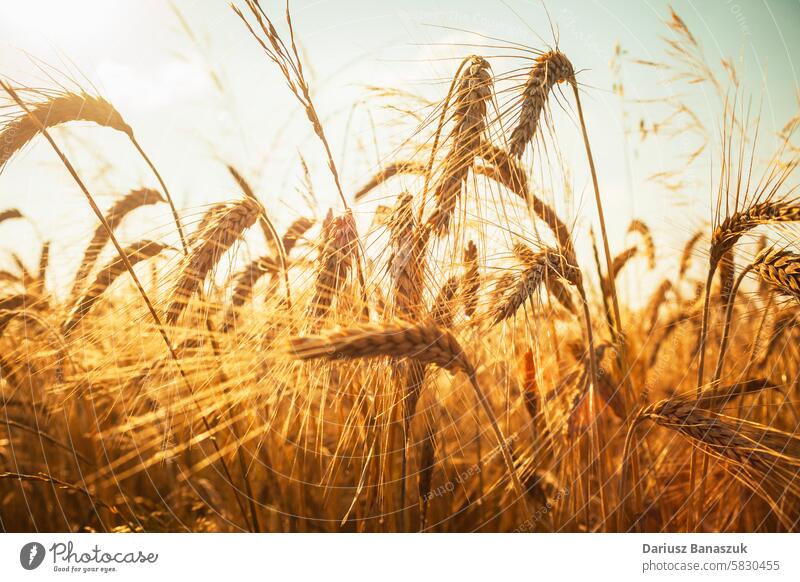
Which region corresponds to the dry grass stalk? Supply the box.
[0,472,120,513]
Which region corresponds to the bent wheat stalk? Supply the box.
[288,322,529,509]
[353,161,426,201]
[69,188,164,301]
[639,398,800,529]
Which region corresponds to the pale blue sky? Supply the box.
[0,1,798,294]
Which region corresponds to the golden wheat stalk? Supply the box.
[461,240,480,317]
[69,188,165,301]
[493,244,579,324]
[679,230,703,280]
[287,321,529,507]
[166,198,261,324]
[307,209,359,331]
[508,51,574,158]
[221,255,278,332]
[475,144,577,265]
[281,216,314,255]
[0,91,132,168]
[0,86,187,250]
[640,398,799,476]
[427,56,492,236]
[353,161,426,201]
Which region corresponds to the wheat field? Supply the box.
[1,2,799,533]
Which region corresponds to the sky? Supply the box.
[0,0,798,294]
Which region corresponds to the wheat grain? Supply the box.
[752,247,800,301]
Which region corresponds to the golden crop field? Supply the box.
[0,2,798,533]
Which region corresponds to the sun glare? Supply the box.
[1,0,119,45]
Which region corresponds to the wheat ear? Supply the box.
[166,198,261,324]
[69,188,164,301]
[627,219,656,269]
[427,56,493,236]
[307,209,359,331]
[0,208,23,225]
[752,247,800,301]
[508,51,574,158]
